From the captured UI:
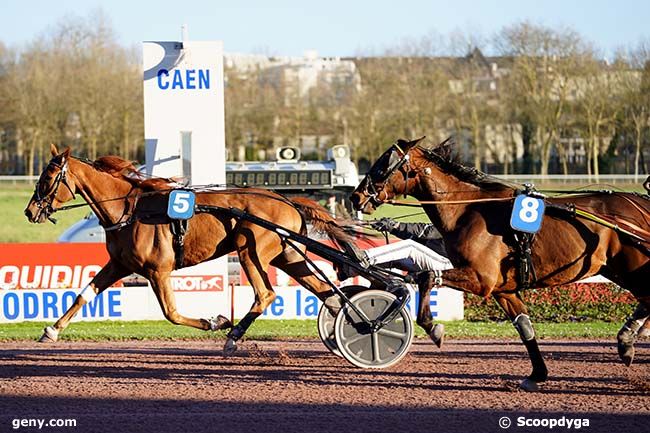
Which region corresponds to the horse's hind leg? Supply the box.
[493,291,548,391]
[273,250,340,312]
[224,231,281,354]
[39,260,130,342]
[148,272,230,332]
[603,269,650,366]
[617,302,650,366]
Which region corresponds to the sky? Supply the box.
[1,0,649,57]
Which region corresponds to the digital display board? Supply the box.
[226,170,333,189]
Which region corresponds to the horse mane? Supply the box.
[90,156,176,191]
[421,139,514,191]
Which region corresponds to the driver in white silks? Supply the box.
[365,217,452,348]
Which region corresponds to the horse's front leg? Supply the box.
[415,272,446,348]
[425,267,547,391]
[493,291,548,391]
[417,267,487,341]
[39,260,131,342]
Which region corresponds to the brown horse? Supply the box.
[25,145,351,353]
[350,137,650,390]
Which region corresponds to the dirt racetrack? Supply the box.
[0,338,647,433]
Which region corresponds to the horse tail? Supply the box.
[288,196,353,243]
[288,197,366,262]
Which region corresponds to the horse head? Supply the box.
[350,136,439,214]
[24,144,78,224]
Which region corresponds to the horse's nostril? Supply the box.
[24,208,33,220]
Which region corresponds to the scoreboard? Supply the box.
[225,169,333,189]
[224,145,357,192]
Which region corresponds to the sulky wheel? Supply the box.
[317,302,342,357]
[317,285,368,358]
[334,289,413,369]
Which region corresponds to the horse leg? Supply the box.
[148,272,231,332]
[493,291,548,391]
[415,271,445,348]
[617,302,650,367]
[415,266,493,348]
[273,252,340,314]
[601,269,650,366]
[39,260,130,342]
[224,233,281,355]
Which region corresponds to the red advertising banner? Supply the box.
[0,243,223,291]
[0,243,110,290]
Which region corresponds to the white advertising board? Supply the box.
[0,285,462,323]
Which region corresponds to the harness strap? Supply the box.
[170,219,189,269]
[514,232,536,290]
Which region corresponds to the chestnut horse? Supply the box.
[350,137,650,390]
[25,145,351,353]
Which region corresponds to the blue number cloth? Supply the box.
[167,190,196,220]
[510,195,545,233]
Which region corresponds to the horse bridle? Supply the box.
[32,157,76,223]
[359,143,412,209]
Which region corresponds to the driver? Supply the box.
[366,217,452,348]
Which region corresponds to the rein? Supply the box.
[49,182,302,231]
[387,197,514,206]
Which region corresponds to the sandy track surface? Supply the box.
[0,338,647,433]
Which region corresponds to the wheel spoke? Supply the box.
[342,332,368,349]
[372,331,381,362]
[377,328,406,339]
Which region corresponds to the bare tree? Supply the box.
[574,52,623,177]
[496,21,587,175]
[617,40,650,177]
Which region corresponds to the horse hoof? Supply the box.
[38,326,59,343]
[618,344,634,367]
[617,342,635,367]
[430,323,445,349]
[223,338,237,355]
[520,378,540,392]
[208,315,232,331]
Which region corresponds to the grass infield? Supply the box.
[0,319,620,342]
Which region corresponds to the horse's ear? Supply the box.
[61,147,71,162]
[50,143,59,157]
[410,136,426,147]
[435,136,454,154]
[396,136,425,152]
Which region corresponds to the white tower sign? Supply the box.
[142,37,228,315]
[143,39,226,185]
